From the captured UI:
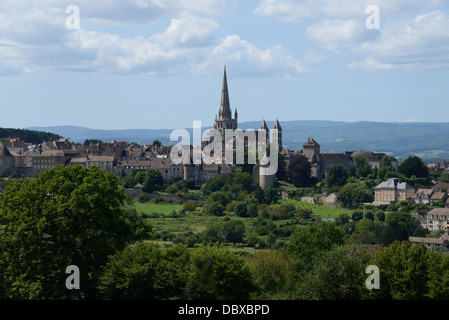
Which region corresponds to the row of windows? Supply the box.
[35,159,55,164]
[35,165,55,170]
[429,215,448,220]
[376,189,405,195]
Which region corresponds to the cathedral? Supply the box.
[212,66,282,189]
[213,66,282,154]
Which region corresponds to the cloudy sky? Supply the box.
[1,0,449,130]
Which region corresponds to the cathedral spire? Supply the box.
[219,65,232,120]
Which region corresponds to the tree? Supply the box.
[351,210,364,222]
[152,139,162,147]
[378,155,397,181]
[370,241,433,300]
[0,166,147,300]
[286,223,345,272]
[221,220,246,243]
[201,175,225,196]
[339,183,374,208]
[186,246,255,300]
[246,250,297,299]
[206,202,225,216]
[399,156,429,178]
[234,201,248,217]
[209,191,230,207]
[98,243,191,300]
[354,155,372,178]
[287,154,312,187]
[135,171,147,184]
[276,153,287,182]
[143,169,164,193]
[183,200,197,212]
[122,174,136,188]
[325,164,349,188]
[384,211,425,241]
[297,246,373,300]
[228,171,254,193]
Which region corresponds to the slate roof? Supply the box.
[375,178,415,190]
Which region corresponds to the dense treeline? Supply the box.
[0,127,62,144]
[1,165,448,300]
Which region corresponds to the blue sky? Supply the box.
[1,0,449,130]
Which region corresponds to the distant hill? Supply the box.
[27,121,449,162]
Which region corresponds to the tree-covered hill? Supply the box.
[0,127,62,144]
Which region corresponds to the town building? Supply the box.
[426,208,449,232]
[373,178,416,205]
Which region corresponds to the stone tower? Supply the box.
[272,118,282,152]
[214,66,238,140]
[259,119,269,144]
[303,137,323,181]
[0,144,15,177]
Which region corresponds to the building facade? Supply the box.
[374,178,416,205]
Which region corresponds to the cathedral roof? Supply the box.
[0,144,13,157]
[219,66,232,120]
[273,118,282,130]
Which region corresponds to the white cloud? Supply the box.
[254,0,449,70]
[351,10,449,70]
[0,0,304,78]
[198,35,305,77]
[254,0,311,23]
[306,19,368,51]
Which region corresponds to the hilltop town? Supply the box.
[1,67,449,301]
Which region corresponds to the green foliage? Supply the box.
[351,210,364,222]
[186,246,255,300]
[206,201,225,216]
[201,175,225,196]
[286,222,345,272]
[122,174,137,189]
[325,164,349,188]
[339,183,374,207]
[349,218,395,245]
[83,139,103,146]
[202,220,246,244]
[354,155,372,178]
[98,243,191,300]
[246,250,298,299]
[399,156,429,178]
[370,241,436,299]
[143,169,164,193]
[287,154,313,187]
[268,203,296,220]
[296,246,373,300]
[0,165,140,299]
[234,201,248,217]
[183,200,197,212]
[384,211,425,241]
[0,127,61,144]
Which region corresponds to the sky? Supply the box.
[1,0,449,130]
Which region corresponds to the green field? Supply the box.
[133,202,184,215]
[278,199,352,219]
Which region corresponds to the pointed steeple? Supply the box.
[219,65,232,120]
[273,118,282,131]
[260,119,268,130]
